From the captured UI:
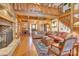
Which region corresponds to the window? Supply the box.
[51,19,58,32]
[63,3,71,13]
[31,24,37,31]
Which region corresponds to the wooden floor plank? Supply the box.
[13,34,38,56]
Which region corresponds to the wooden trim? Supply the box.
[59,12,71,18]
[70,3,74,32]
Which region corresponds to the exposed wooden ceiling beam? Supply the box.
[17,14,52,21]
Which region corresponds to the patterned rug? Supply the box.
[33,39,48,56]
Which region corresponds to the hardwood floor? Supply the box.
[13,34,38,56]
